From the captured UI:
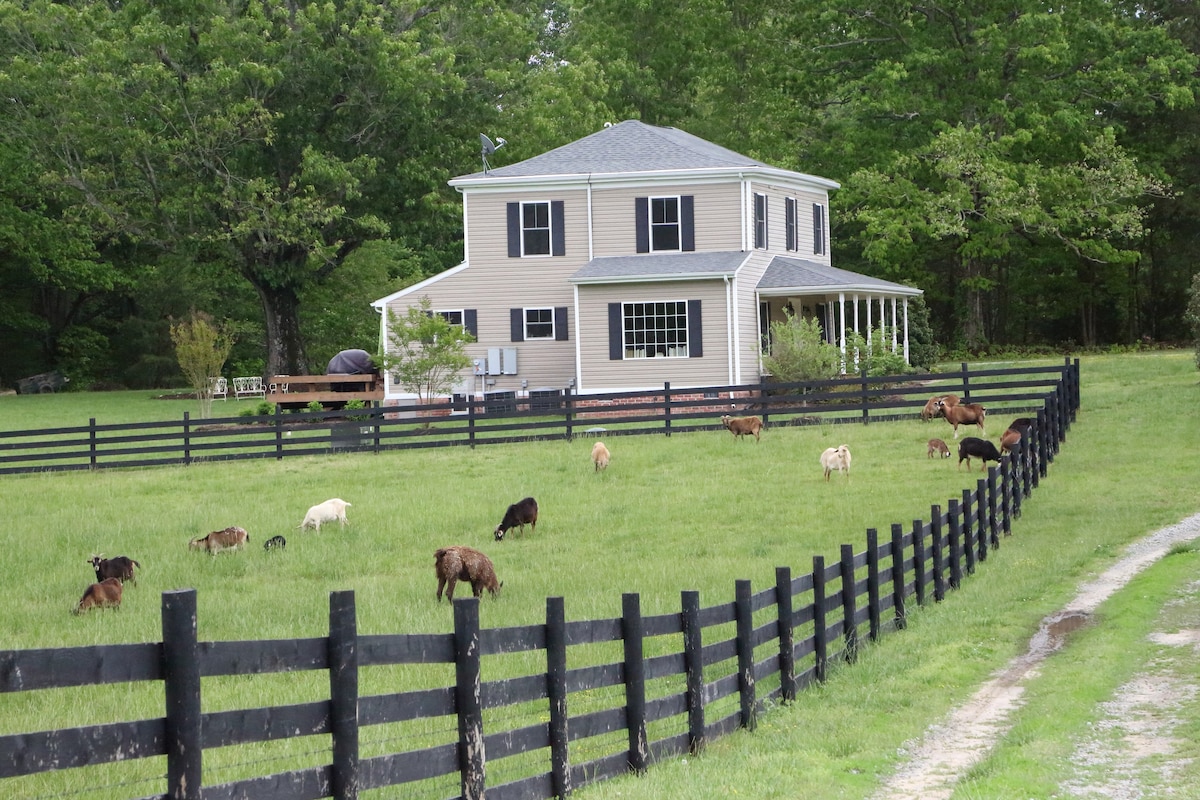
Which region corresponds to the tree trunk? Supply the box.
[251,279,309,378]
[961,255,987,349]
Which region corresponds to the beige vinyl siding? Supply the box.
[576,280,731,393]
[589,182,742,257]
[748,181,830,263]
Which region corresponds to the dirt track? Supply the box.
[874,512,1200,800]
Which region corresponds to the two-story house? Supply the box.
[372,120,921,400]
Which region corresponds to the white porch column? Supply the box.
[838,292,847,372]
[891,297,899,353]
[903,298,911,364]
[866,295,873,349]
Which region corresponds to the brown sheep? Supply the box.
[591,441,610,471]
[927,438,951,459]
[435,546,502,602]
[189,526,249,554]
[721,414,763,442]
[74,577,123,614]
[920,393,960,421]
[936,400,986,439]
[1000,427,1022,454]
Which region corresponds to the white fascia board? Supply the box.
[371,262,470,308]
[568,272,736,286]
[450,166,840,194]
[760,283,924,298]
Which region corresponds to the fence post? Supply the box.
[976,479,990,559]
[775,567,796,703]
[812,556,828,683]
[948,499,962,590]
[1071,358,1081,419]
[564,386,574,442]
[734,580,757,730]
[89,417,97,470]
[664,382,672,437]
[622,593,649,774]
[960,361,971,403]
[1035,408,1048,481]
[162,589,201,800]
[988,466,1003,541]
[930,506,945,602]
[860,366,870,425]
[911,519,926,607]
[453,598,485,800]
[892,524,907,631]
[840,544,858,665]
[468,395,476,450]
[329,591,359,800]
[961,490,976,574]
[866,530,881,643]
[274,404,284,460]
[681,590,706,755]
[546,597,571,798]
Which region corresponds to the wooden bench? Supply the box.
[265,374,383,409]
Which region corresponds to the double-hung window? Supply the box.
[650,197,681,252]
[522,202,551,256]
[785,197,798,252]
[524,308,555,340]
[813,203,826,256]
[507,201,565,257]
[754,192,768,249]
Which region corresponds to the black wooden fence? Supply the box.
[0,359,1080,475]
[0,365,1079,800]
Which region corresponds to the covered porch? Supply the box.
[756,257,924,372]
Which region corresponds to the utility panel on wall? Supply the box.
[487,347,518,375]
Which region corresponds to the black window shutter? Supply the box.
[551,201,565,256]
[687,300,703,358]
[507,203,521,258]
[635,197,649,253]
[681,195,695,251]
[510,308,524,342]
[464,309,478,339]
[554,306,568,341]
[608,303,623,360]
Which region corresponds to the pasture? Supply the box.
[0,350,1197,799]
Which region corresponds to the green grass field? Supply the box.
[1,351,1197,799]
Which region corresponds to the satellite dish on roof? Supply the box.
[480,133,507,173]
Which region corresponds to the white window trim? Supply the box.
[524,307,555,340]
[754,192,768,250]
[622,300,690,360]
[813,202,827,256]
[649,195,682,253]
[521,200,553,258]
[436,309,465,327]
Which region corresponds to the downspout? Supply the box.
[726,275,735,385]
[573,284,583,393]
[731,275,741,384]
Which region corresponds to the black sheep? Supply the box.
[494,497,538,541]
[957,437,1002,472]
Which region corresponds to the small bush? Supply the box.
[306,400,325,413]
[1186,272,1200,370]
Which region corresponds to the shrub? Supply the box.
[844,329,912,377]
[761,312,842,382]
[1187,272,1200,370]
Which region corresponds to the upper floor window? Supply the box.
[754,193,768,249]
[785,197,798,252]
[635,195,695,253]
[813,203,826,256]
[507,200,565,257]
[650,197,681,252]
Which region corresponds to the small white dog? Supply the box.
[299,498,352,531]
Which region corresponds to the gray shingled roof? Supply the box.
[458,120,774,181]
[570,251,749,284]
[757,256,923,296]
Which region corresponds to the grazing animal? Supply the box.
[189,526,249,553]
[820,444,852,481]
[494,497,538,541]
[591,441,610,472]
[88,555,140,586]
[435,546,502,602]
[721,414,763,442]
[921,394,960,421]
[299,498,351,531]
[936,399,986,439]
[263,535,287,551]
[927,438,951,459]
[999,428,1022,455]
[74,577,123,614]
[957,437,1002,472]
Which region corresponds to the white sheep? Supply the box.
[299,498,352,531]
[820,445,852,482]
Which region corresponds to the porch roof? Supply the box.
[757,256,922,297]
[569,251,750,285]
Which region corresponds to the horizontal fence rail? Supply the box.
[0,360,1079,475]
[0,364,1080,799]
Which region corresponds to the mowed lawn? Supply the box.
[0,351,1197,799]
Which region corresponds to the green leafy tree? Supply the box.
[761,312,842,383]
[380,296,475,402]
[170,311,235,419]
[1186,272,1200,370]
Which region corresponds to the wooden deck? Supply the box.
[266,374,383,408]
